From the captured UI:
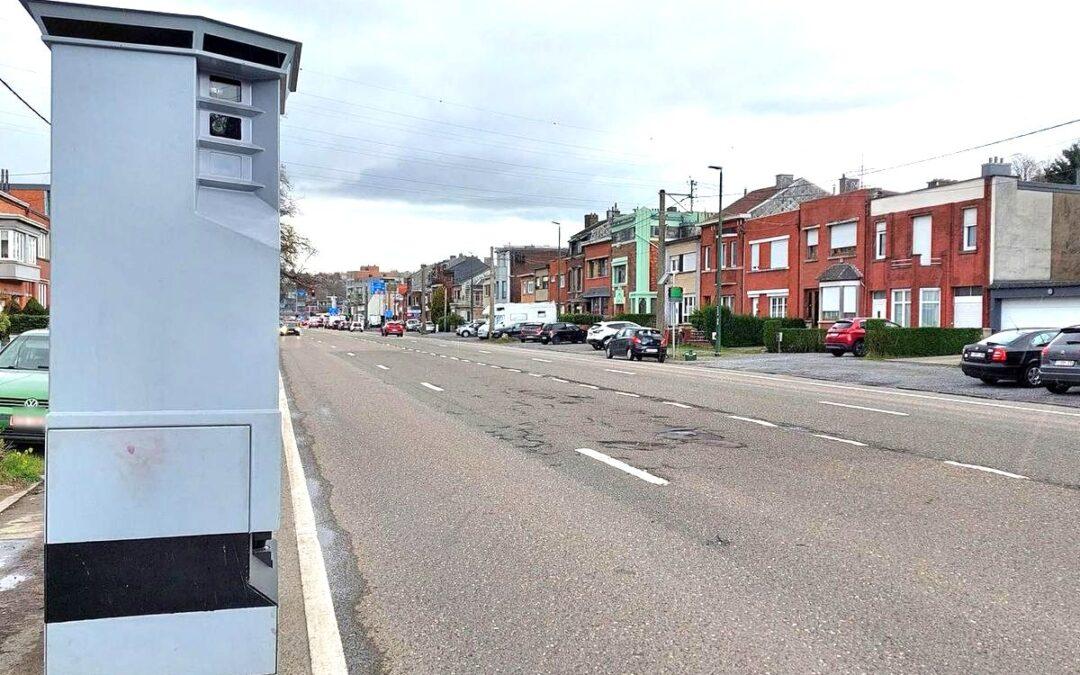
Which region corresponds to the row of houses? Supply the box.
[534,160,1079,331]
[0,181,52,310]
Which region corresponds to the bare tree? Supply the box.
[1010,153,1046,182]
[279,166,315,289]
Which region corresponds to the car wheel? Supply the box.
[852,340,866,358]
[626,348,634,361]
[1045,382,1071,394]
[606,346,614,359]
[658,354,666,363]
[541,337,550,345]
[602,336,611,348]
[830,351,844,357]
[591,342,602,350]
[980,375,998,385]
[1022,363,1041,388]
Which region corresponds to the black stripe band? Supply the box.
[45,533,274,623]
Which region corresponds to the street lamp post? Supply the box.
[552,221,561,315]
[708,165,723,355]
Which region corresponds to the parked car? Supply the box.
[308,316,324,328]
[606,327,668,362]
[457,321,483,337]
[537,322,587,345]
[825,317,901,357]
[279,321,301,336]
[960,328,1058,387]
[405,318,421,332]
[1040,325,1080,394]
[586,321,640,350]
[424,321,436,333]
[381,321,405,337]
[518,323,545,342]
[0,329,48,446]
[348,320,364,332]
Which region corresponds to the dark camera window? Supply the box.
[209,114,242,140]
[209,76,242,102]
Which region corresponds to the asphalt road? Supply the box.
[281,329,1080,673]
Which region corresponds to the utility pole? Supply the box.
[655,189,667,333]
[421,263,428,333]
[708,165,724,354]
[553,221,562,316]
[488,246,496,336]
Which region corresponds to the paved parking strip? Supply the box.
[283,330,1080,672]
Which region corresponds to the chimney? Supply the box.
[981,156,1013,178]
[838,174,861,193]
[926,178,958,189]
[775,174,794,189]
[584,212,599,227]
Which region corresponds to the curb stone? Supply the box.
[0,480,42,516]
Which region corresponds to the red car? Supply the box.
[824,317,900,357]
[381,321,405,337]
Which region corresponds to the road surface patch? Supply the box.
[575,448,669,486]
[818,400,909,416]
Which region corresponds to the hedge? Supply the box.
[8,314,47,336]
[762,318,809,352]
[612,313,655,327]
[558,312,604,326]
[777,328,827,353]
[865,326,982,358]
[688,305,767,347]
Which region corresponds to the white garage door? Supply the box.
[953,295,983,328]
[1000,296,1080,329]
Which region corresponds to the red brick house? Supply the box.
[0,185,50,309]
[581,238,611,316]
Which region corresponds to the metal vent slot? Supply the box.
[41,16,192,48]
[203,33,285,68]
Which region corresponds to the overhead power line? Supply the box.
[0,76,49,126]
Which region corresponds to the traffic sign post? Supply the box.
[24,1,301,671]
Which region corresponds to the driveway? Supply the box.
[701,352,1080,408]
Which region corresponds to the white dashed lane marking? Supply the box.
[605,368,635,375]
[346,352,355,356]
[813,433,867,447]
[549,378,568,384]
[532,358,552,363]
[420,382,444,392]
[576,448,668,486]
[376,365,389,370]
[818,400,909,416]
[729,415,777,428]
[662,401,692,409]
[615,391,640,398]
[578,384,599,390]
[944,460,1028,480]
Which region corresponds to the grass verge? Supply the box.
[0,448,44,486]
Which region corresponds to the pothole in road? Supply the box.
[657,427,745,448]
[706,534,733,547]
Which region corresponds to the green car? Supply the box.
[0,329,48,446]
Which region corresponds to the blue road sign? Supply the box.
[369,279,386,294]
[383,308,393,319]
[328,307,341,316]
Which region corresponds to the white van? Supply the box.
[484,302,557,330]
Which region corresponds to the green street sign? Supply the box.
[668,286,683,299]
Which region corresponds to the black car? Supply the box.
[606,327,667,362]
[1040,325,1080,394]
[538,322,586,345]
[493,322,526,339]
[960,328,1058,387]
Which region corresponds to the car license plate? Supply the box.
[1054,360,1076,367]
[966,352,984,360]
[645,348,657,353]
[10,415,45,428]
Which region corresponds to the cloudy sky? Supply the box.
[3,1,1080,273]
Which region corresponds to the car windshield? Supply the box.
[0,333,49,370]
[636,329,661,338]
[831,321,853,330]
[980,330,1028,346]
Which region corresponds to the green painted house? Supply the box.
[609,207,708,314]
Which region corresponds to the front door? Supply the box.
[871,292,887,319]
[804,289,818,322]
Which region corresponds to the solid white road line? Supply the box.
[662,401,692,409]
[376,365,390,371]
[528,373,543,378]
[279,380,349,675]
[943,460,1028,480]
[730,415,777,428]
[578,383,599,390]
[575,448,669,486]
[818,400,909,416]
[549,378,568,383]
[532,357,553,363]
[813,433,868,447]
[479,350,492,354]
[605,368,635,375]
[490,365,502,369]
[615,391,640,398]
[421,382,444,392]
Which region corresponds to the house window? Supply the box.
[805,228,819,261]
[892,289,912,327]
[0,230,39,265]
[611,262,626,284]
[720,295,734,310]
[769,295,787,318]
[702,245,712,271]
[820,283,857,321]
[209,76,242,102]
[587,258,609,278]
[875,222,886,259]
[668,252,698,273]
[560,273,566,288]
[912,215,932,264]
[729,241,737,267]
[771,239,788,269]
[750,243,761,270]
[751,296,759,316]
[919,288,941,327]
[526,280,535,294]
[829,221,857,257]
[36,282,47,308]
[962,208,977,251]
